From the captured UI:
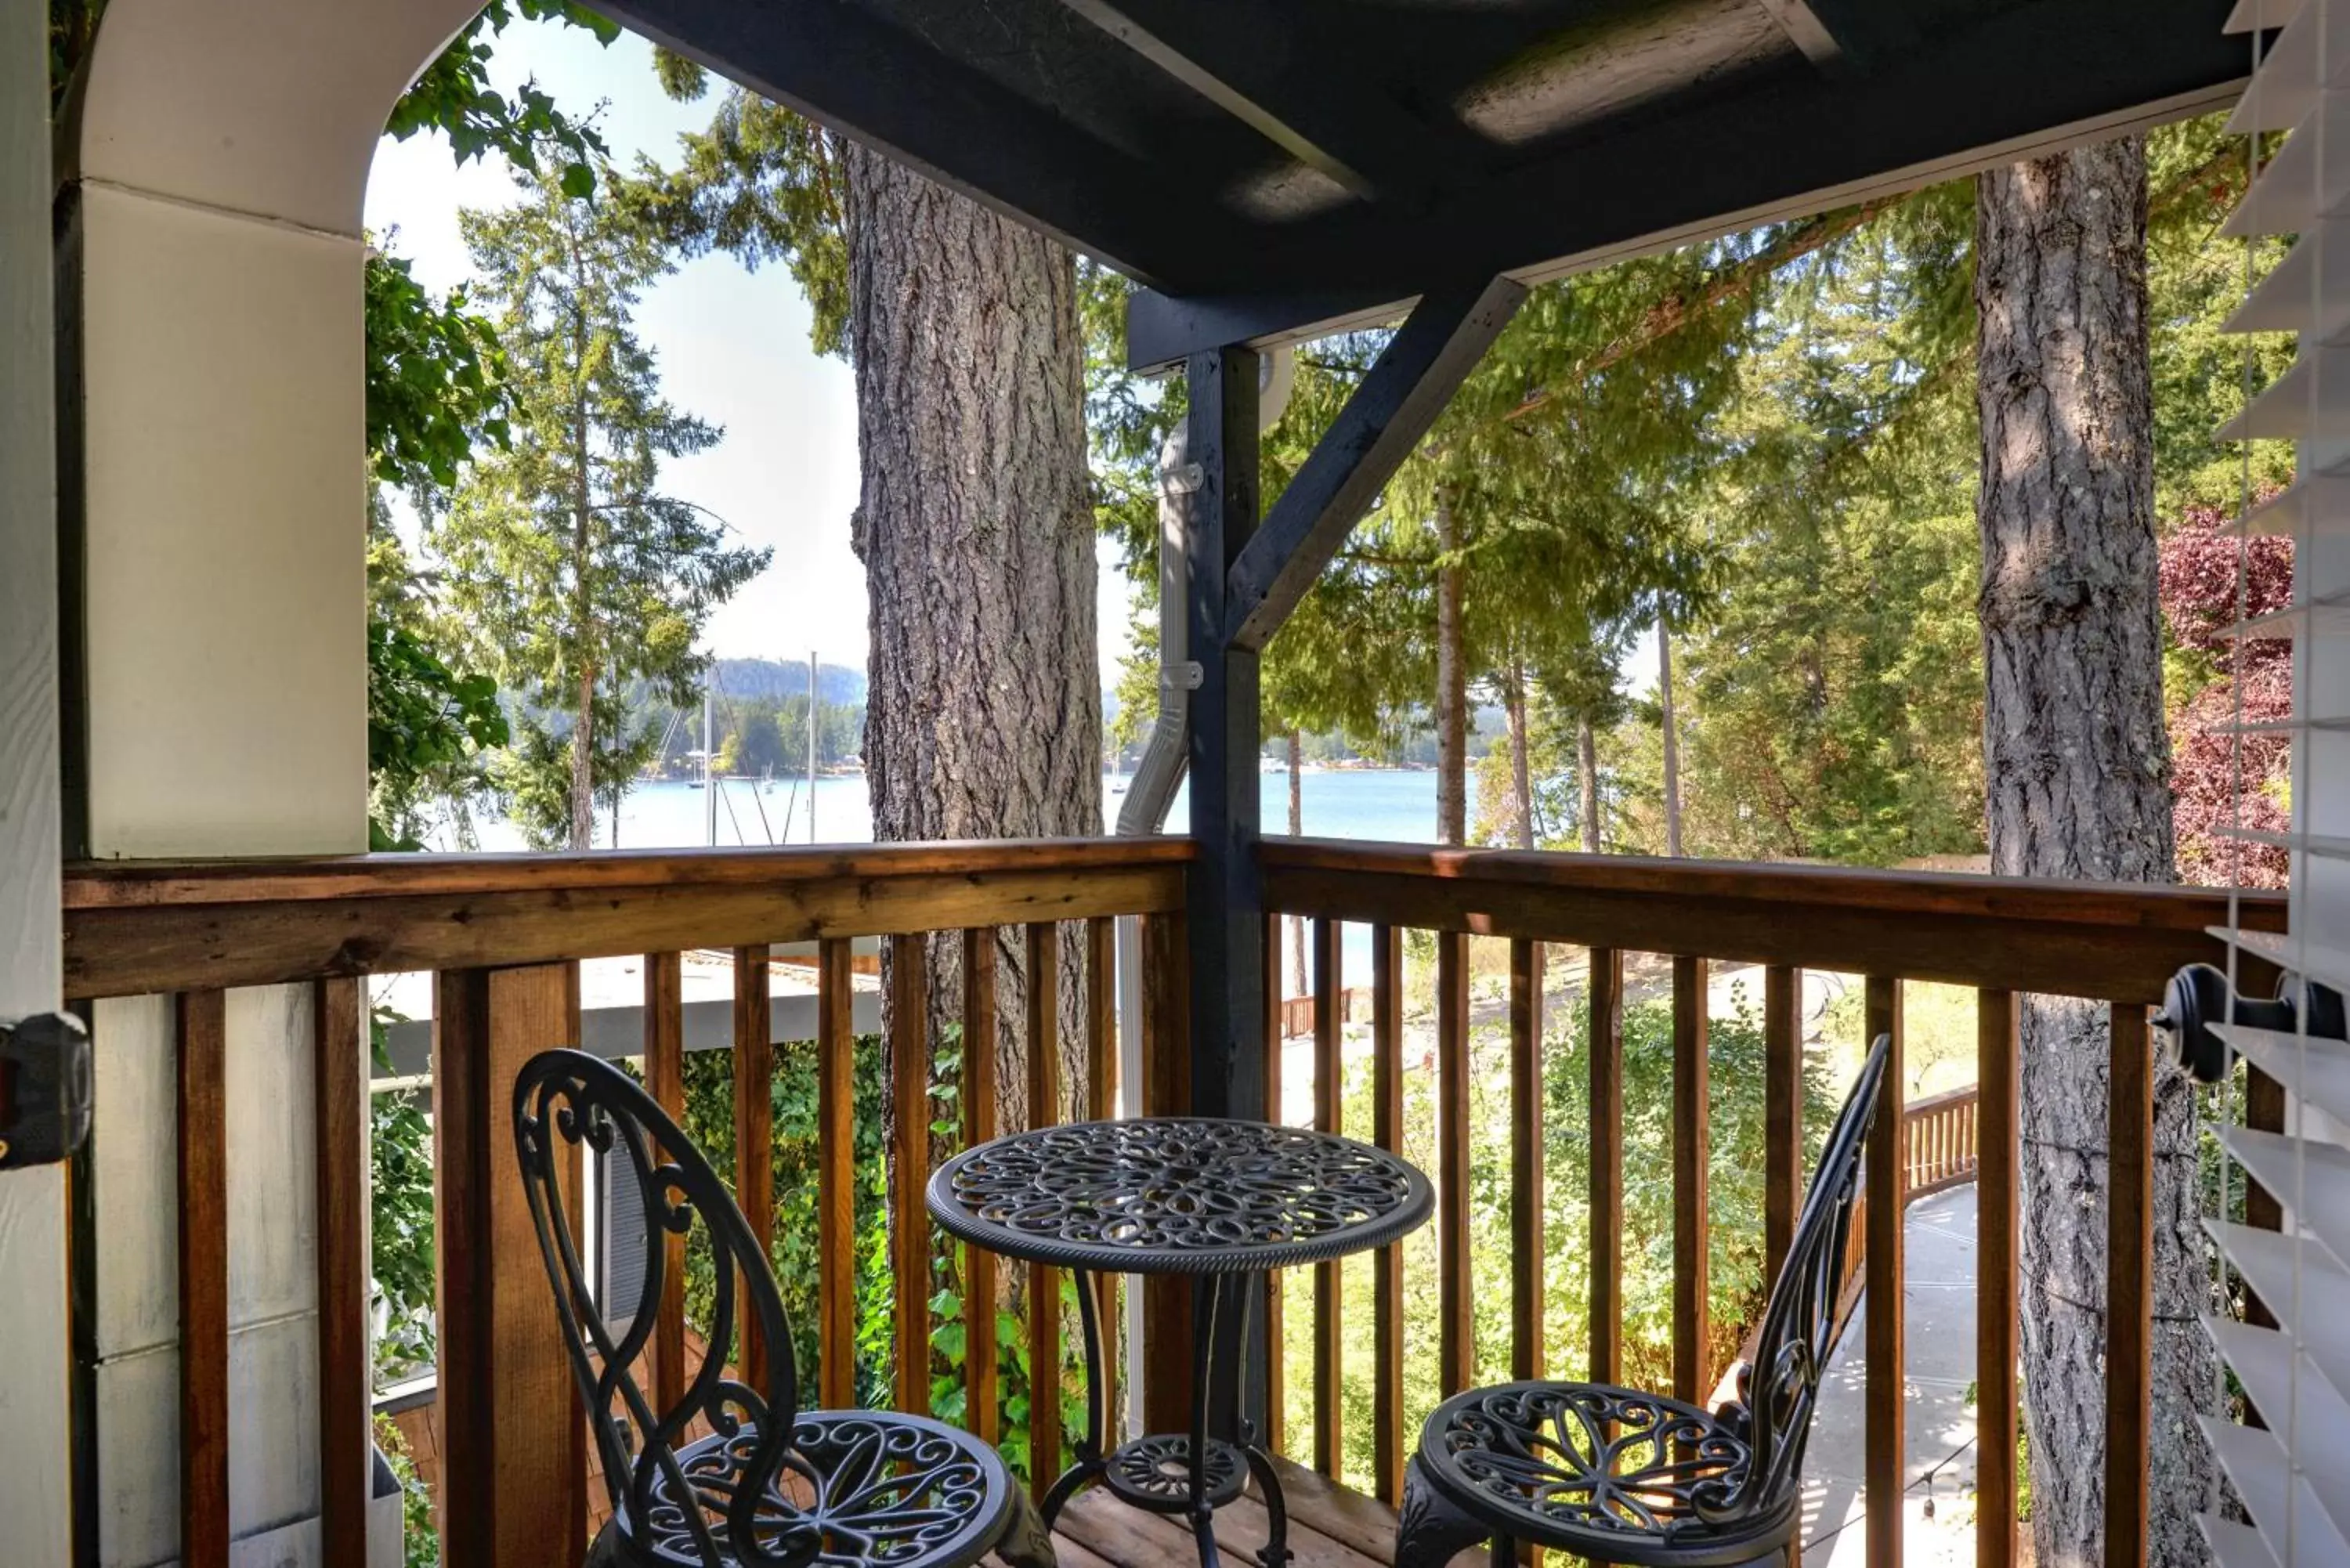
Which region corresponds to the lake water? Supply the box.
[458,766,1444,852]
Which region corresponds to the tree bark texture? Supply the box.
[1975,136,2211,1568]
[844,146,1101,1142]
[1578,719,1600,854]
[569,278,597,852]
[1503,657,1535,851]
[1435,493,1467,847]
[1658,620,1682,858]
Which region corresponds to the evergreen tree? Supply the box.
[631,62,1101,1324]
[436,164,768,850]
[1976,135,2209,1566]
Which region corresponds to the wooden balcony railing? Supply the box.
[63,838,1191,1568]
[1255,837,2287,1568]
[61,834,2283,1568]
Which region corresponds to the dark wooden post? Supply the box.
[1184,341,1265,1125]
[1177,282,1521,1451]
[1184,343,1265,1440]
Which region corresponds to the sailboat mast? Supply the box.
[808,649,819,844]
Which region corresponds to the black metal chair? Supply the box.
[513,1048,1056,1568]
[1394,1033,1893,1568]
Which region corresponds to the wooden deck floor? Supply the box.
[1050,1458,1402,1568]
[385,1327,1405,1566]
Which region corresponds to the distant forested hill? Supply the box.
[713,657,866,707]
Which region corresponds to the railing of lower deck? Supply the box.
[63,838,1192,1568]
[1904,1084,1981,1198]
[1255,838,2287,1568]
[1833,1087,1984,1346]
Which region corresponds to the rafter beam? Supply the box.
[1223,276,1526,652]
[594,0,1256,288]
[1054,0,1456,203]
[1756,0,1857,74]
[1126,287,1407,376]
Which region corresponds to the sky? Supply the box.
[363,16,1137,686]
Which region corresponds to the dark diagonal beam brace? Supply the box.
[1224,276,1525,652]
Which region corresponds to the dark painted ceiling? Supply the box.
[595,0,2254,363]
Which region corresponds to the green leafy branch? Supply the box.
[381,0,620,201]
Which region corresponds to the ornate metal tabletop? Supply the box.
[927,1116,1434,1276]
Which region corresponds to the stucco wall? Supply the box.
[65,2,479,1563]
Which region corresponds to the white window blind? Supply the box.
[2205,2,2350,1559]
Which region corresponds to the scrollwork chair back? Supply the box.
[1703,1030,1891,1529]
[514,1048,802,1567]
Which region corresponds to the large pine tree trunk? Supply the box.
[844,146,1100,1139]
[1976,136,2211,1568]
[1658,618,1682,858]
[1503,656,1535,850]
[1435,492,1468,847]
[569,300,597,852]
[1577,719,1600,853]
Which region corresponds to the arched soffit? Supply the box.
[76,0,483,236]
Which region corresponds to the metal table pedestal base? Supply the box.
[1039,1270,1292,1568]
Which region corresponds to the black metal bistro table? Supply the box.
[927,1116,1434,1568]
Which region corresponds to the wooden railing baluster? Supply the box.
[1437,930,1473,1397]
[1764,965,1802,1287]
[1672,955,1709,1406]
[1086,916,1119,1437]
[1589,947,1623,1389]
[817,938,857,1409]
[436,963,587,1568]
[1509,938,1544,1384]
[314,975,370,1568]
[435,968,490,1562]
[179,988,230,1568]
[1089,917,1119,1119]
[962,929,1000,1443]
[733,945,775,1393]
[1371,924,1405,1506]
[1141,912,1192,1437]
[891,933,931,1418]
[2104,1003,2152,1568]
[1313,917,1344,1478]
[1264,914,1285,1457]
[1978,989,2018,1568]
[1026,922,1063,1501]
[1864,975,1904,1568]
[645,953,687,1414]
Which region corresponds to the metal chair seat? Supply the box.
[1401,1382,1783,1568]
[593,1410,1049,1568]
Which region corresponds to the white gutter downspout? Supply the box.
[1112,346,1291,1441]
